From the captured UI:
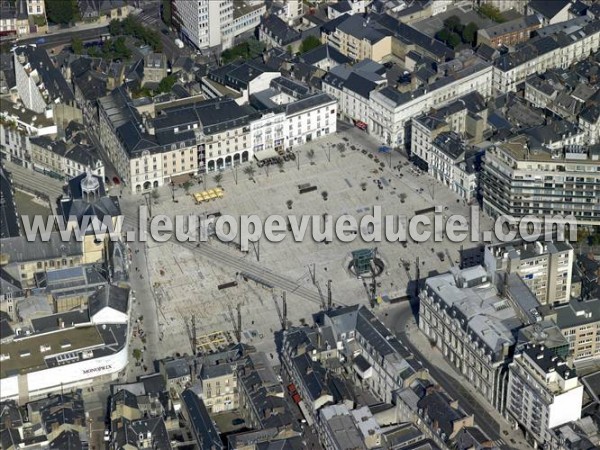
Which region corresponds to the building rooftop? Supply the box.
[554,298,600,329]
[424,266,522,360]
[0,323,127,378]
[320,405,367,450]
[13,45,75,105]
[520,344,577,381]
[181,390,223,450]
[88,284,129,317]
[260,14,301,45]
[479,15,541,41]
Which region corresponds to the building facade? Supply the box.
[506,345,583,448]
[173,0,234,51]
[419,266,522,413]
[484,241,574,305]
[482,137,600,226]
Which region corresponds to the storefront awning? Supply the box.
[254,148,279,161]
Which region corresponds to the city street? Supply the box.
[378,302,533,450]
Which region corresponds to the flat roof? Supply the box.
[1,326,104,378]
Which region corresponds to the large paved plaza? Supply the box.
[119,127,497,357]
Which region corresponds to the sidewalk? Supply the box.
[402,318,533,450]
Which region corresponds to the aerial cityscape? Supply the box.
[0,0,599,449]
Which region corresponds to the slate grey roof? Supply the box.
[13,45,75,104]
[335,14,390,43]
[374,15,453,61]
[40,393,86,434]
[417,390,467,439]
[528,0,570,20]
[299,44,352,66]
[433,132,466,160]
[284,92,335,116]
[0,319,13,340]
[31,310,90,334]
[73,72,107,102]
[555,298,600,329]
[261,14,301,45]
[48,429,82,449]
[0,233,83,264]
[128,416,171,450]
[88,284,129,317]
[0,168,20,239]
[163,357,190,380]
[181,389,224,450]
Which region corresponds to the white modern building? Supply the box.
[173,0,234,51]
[0,322,129,402]
[482,136,600,226]
[484,241,574,305]
[506,345,583,448]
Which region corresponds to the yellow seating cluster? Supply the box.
[193,188,224,204]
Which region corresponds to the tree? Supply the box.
[71,37,83,55]
[243,165,255,180]
[306,148,315,164]
[161,0,172,27]
[286,200,293,210]
[151,189,159,200]
[337,143,346,153]
[443,15,462,33]
[182,180,192,193]
[132,348,142,361]
[46,0,77,25]
[213,172,223,187]
[478,4,505,22]
[300,35,321,54]
[462,22,478,45]
[157,75,177,94]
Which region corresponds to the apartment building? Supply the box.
[410,92,487,168]
[12,46,81,131]
[428,131,483,203]
[173,0,234,51]
[482,136,600,226]
[484,241,574,305]
[579,105,600,146]
[318,404,381,450]
[98,87,204,193]
[250,77,337,156]
[419,266,527,413]
[199,363,238,413]
[493,18,600,93]
[542,298,600,362]
[232,1,265,38]
[237,352,296,432]
[369,61,493,148]
[320,14,393,63]
[506,345,583,448]
[322,59,387,128]
[29,134,104,181]
[477,15,541,48]
[0,99,57,169]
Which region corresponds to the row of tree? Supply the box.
[108,17,162,52]
[46,0,79,25]
[436,16,478,49]
[71,36,131,61]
